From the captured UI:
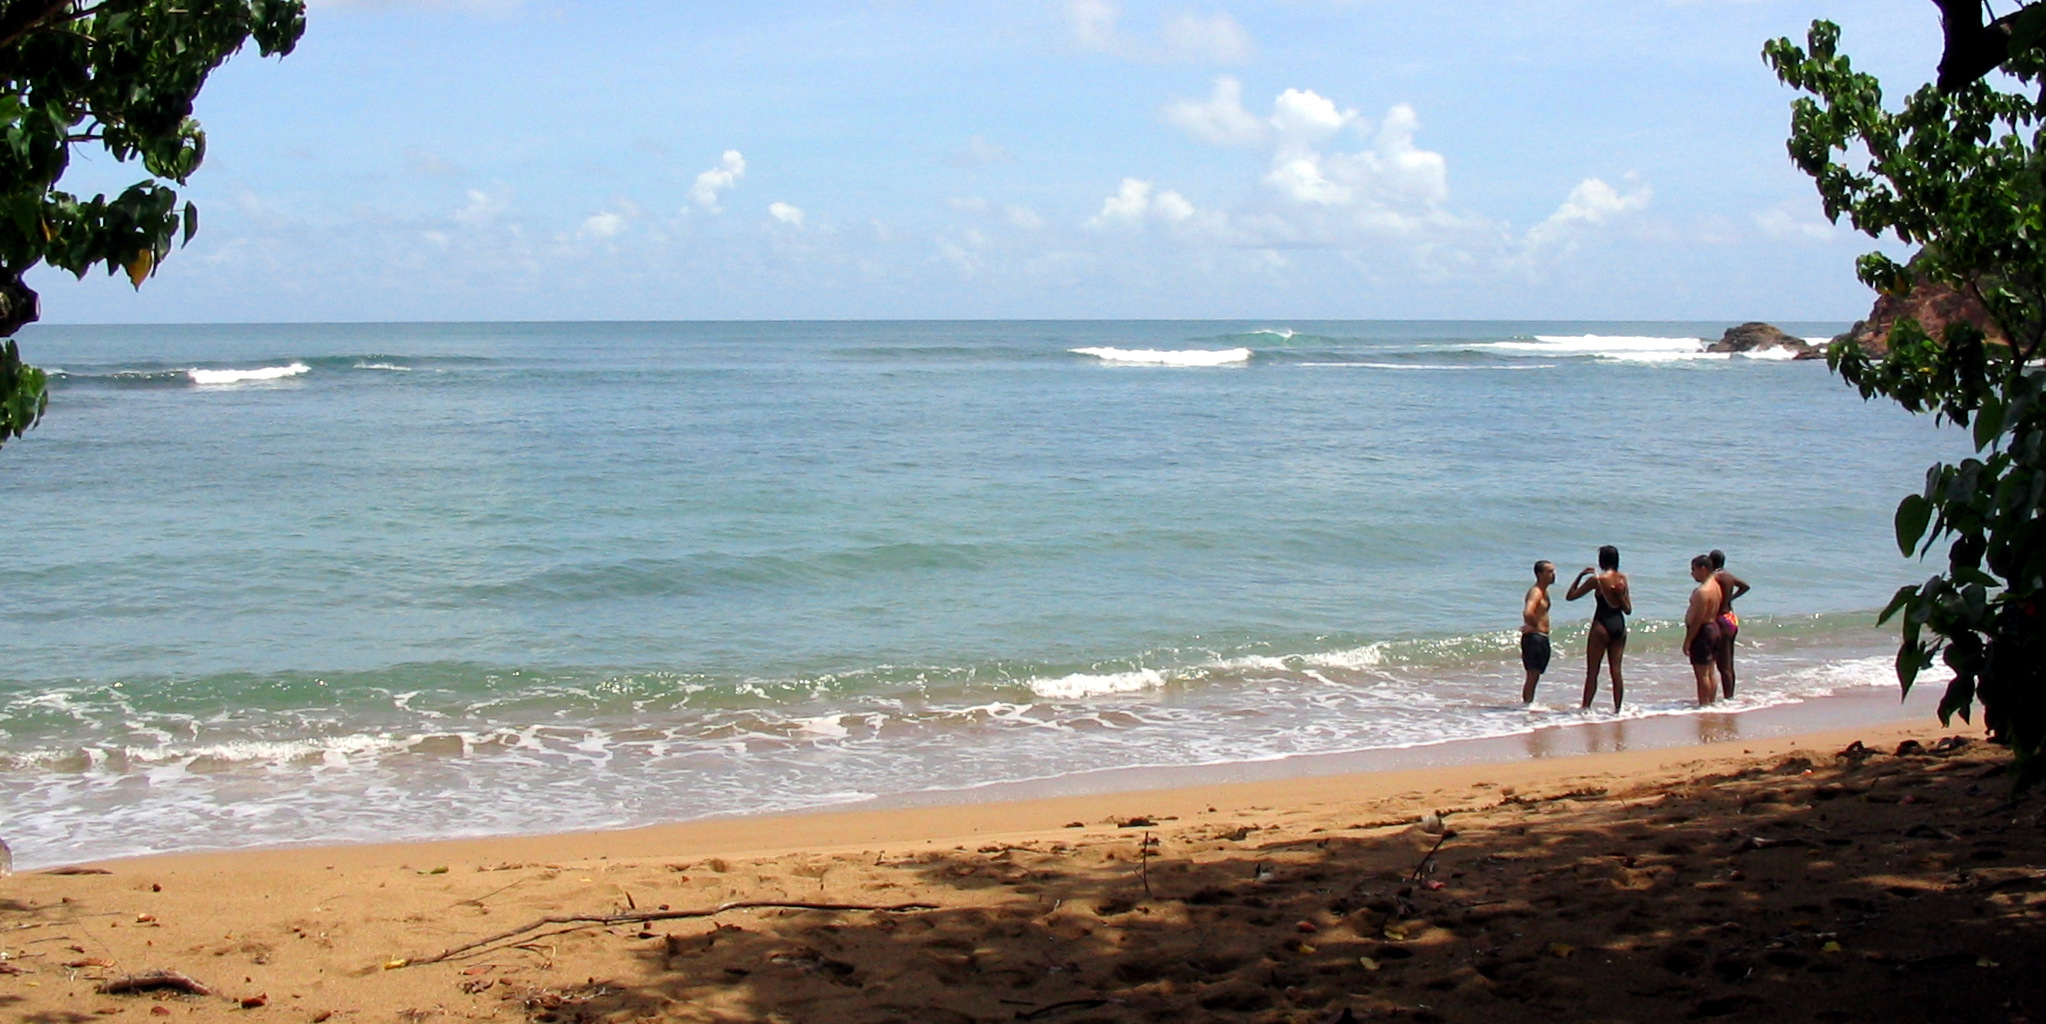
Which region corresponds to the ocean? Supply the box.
[0,320,1964,868]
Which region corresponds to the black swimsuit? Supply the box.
[1593,587,1627,640]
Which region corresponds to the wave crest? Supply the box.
[189,362,310,385]
[1073,346,1252,367]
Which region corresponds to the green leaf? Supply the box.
[1895,493,1933,556]
[182,202,197,247]
[1877,583,1920,624]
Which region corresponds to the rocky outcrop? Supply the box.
[1706,322,1822,360]
[1834,277,2011,356]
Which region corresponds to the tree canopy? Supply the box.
[0,0,304,447]
[1766,1,2046,788]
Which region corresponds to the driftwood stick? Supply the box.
[97,971,213,996]
[1409,829,1457,882]
[409,900,940,966]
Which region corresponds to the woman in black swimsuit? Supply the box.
[1566,545,1631,711]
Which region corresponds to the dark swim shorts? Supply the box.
[1690,622,1722,666]
[1521,631,1552,674]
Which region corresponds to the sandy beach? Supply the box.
[4,703,2042,1024]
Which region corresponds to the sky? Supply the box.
[28,1,1949,323]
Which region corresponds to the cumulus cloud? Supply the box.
[1124,83,1649,264]
[1162,77,1266,146]
[769,201,805,227]
[690,150,746,212]
[1165,79,1359,148]
[1528,178,1652,245]
[1269,88,1357,143]
[576,200,640,240]
[580,212,627,238]
[1067,2,1253,64]
[1088,178,1196,229]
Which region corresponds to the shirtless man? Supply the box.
[1684,554,1723,705]
[1520,560,1556,703]
[1708,549,1751,699]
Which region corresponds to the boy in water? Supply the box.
[1520,560,1556,703]
[1684,554,1724,705]
[1708,549,1751,699]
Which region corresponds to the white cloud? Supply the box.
[576,200,640,240]
[1163,77,1266,146]
[1087,178,1196,229]
[1006,206,1045,230]
[1066,2,1253,65]
[1166,80,1359,149]
[580,212,627,238]
[769,201,805,227]
[1261,103,1444,213]
[689,150,746,211]
[1528,178,1652,245]
[1161,13,1253,64]
[452,187,507,227]
[1067,0,1119,51]
[1753,206,1835,242]
[1269,88,1357,144]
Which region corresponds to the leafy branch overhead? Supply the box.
[1766,2,2046,788]
[0,0,305,445]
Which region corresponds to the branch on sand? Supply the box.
[404,900,941,967]
[96,971,213,996]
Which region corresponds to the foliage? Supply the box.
[0,0,305,446]
[1766,16,2046,788]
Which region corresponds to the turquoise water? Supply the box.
[0,321,1962,866]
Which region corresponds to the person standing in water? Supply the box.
[1520,560,1556,703]
[1708,549,1750,699]
[1684,554,1725,705]
[1566,545,1631,711]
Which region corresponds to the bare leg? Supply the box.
[1693,661,1716,705]
[1605,635,1626,711]
[1582,624,1609,709]
[1716,634,1736,699]
[1522,669,1540,704]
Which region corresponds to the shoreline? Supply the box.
[59,682,1941,874]
[4,702,2030,1024]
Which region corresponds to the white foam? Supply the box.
[188,362,310,385]
[354,362,413,372]
[1249,328,1296,340]
[1072,346,1252,367]
[1738,347,1801,361]
[1029,668,1167,699]
[793,714,850,739]
[1483,336,1726,363]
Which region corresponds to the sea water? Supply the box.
[0,321,1966,867]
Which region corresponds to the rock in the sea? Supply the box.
[1834,275,2011,356]
[1705,322,1821,360]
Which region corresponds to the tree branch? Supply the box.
[0,0,74,53]
[1934,0,2031,92]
